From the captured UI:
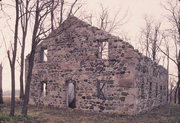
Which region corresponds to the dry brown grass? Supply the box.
[0,97,180,123]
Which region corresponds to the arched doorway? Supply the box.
[67,82,76,108]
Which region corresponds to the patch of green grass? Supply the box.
[168,117,180,123]
[55,120,66,123]
[0,113,39,123]
[0,113,11,120]
[171,104,180,108]
[157,117,180,123]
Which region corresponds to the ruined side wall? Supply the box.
[134,55,168,113]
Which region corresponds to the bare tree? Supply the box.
[68,0,79,17]
[0,64,3,104]
[140,16,153,58]
[162,0,180,104]
[140,17,163,63]
[151,23,162,62]
[59,0,64,26]
[144,17,153,58]
[21,0,57,115]
[7,0,19,116]
[18,0,31,100]
[20,0,82,115]
[0,31,3,104]
[50,0,55,31]
[82,4,128,37]
[163,35,171,102]
[139,16,174,102]
[49,0,82,30]
[97,4,128,34]
[49,0,83,32]
[0,0,2,10]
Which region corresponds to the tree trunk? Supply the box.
[22,1,40,115]
[177,60,180,104]
[19,0,30,100]
[9,66,15,116]
[170,84,172,103]
[21,47,36,115]
[9,0,19,116]
[0,89,2,104]
[59,0,64,26]
[166,47,169,102]
[177,50,180,104]
[178,82,180,104]
[51,0,54,31]
[174,87,177,103]
[0,65,3,104]
[19,35,25,100]
[152,28,158,62]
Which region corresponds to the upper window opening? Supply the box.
[99,41,109,59]
[43,49,48,62]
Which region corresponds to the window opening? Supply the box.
[97,81,107,100]
[41,82,47,97]
[99,42,109,59]
[43,49,48,62]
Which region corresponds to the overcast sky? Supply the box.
[0,0,176,91]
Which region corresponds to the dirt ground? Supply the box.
[0,97,180,123]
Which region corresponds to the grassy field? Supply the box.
[0,98,180,123]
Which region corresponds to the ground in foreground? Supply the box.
[0,98,180,123]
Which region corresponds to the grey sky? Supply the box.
[0,0,175,91]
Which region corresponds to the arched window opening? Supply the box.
[41,81,47,97]
[66,80,76,109]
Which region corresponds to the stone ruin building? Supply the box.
[27,16,168,115]
[0,64,3,104]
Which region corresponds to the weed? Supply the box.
[171,104,180,108]
[0,113,11,120]
[168,117,180,123]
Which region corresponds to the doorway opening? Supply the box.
[66,81,76,108]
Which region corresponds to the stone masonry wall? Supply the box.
[134,55,168,113]
[28,16,167,115]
